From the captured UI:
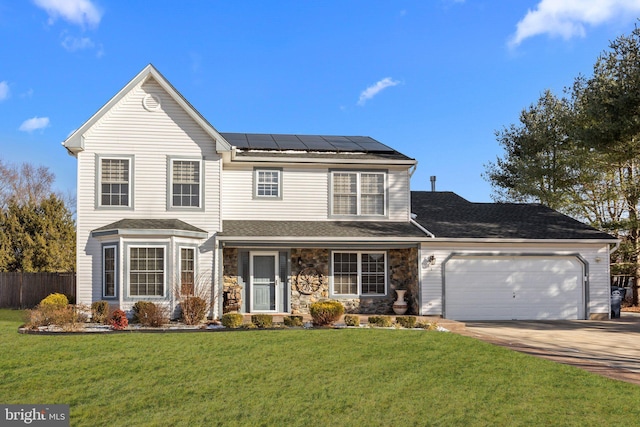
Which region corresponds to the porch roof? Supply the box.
[218,220,427,242]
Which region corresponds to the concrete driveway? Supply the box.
[458,313,640,385]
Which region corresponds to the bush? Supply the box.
[221,313,244,328]
[91,301,111,324]
[395,316,417,328]
[251,314,273,328]
[283,315,304,327]
[368,316,392,327]
[343,314,360,327]
[39,293,69,309]
[309,300,344,326]
[110,309,128,330]
[132,301,169,327]
[180,296,208,325]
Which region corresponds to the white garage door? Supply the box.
[444,256,584,321]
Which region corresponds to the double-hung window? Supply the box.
[171,159,201,208]
[331,171,385,216]
[254,168,281,198]
[332,251,386,296]
[100,158,130,207]
[129,247,165,297]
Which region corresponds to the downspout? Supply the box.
[410,217,435,238]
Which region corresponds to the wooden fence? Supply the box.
[0,272,76,309]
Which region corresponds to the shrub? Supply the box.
[221,313,244,328]
[343,314,360,327]
[39,293,69,309]
[395,316,417,329]
[283,315,304,327]
[180,296,208,325]
[415,321,439,331]
[91,301,111,324]
[309,300,344,326]
[368,316,392,327]
[251,314,273,328]
[132,301,169,327]
[110,309,128,330]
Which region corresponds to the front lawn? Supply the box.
[0,309,639,426]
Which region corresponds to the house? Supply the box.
[62,64,617,321]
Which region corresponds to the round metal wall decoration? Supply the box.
[296,267,323,295]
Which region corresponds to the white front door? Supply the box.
[250,252,279,312]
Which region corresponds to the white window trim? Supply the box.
[96,154,134,210]
[178,246,197,295]
[127,245,167,298]
[330,251,387,297]
[102,245,117,299]
[168,157,203,210]
[329,170,387,217]
[253,168,282,200]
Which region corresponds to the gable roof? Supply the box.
[62,64,231,155]
[411,191,617,241]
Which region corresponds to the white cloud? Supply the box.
[19,116,50,133]
[33,0,102,28]
[0,81,9,101]
[509,0,640,48]
[62,35,94,51]
[357,77,400,106]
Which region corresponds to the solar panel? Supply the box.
[246,134,279,149]
[271,134,307,150]
[221,133,248,148]
[297,135,333,150]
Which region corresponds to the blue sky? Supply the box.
[1,0,640,203]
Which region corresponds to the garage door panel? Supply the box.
[445,256,583,321]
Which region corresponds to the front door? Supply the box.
[250,252,278,312]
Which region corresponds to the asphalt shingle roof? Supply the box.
[411,191,617,240]
[93,219,206,234]
[219,220,426,239]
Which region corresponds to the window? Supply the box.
[331,171,385,216]
[129,247,165,297]
[171,160,201,208]
[103,245,116,298]
[180,247,195,295]
[332,251,386,296]
[100,158,130,206]
[255,168,281,198]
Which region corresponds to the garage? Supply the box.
[444,255,585,321]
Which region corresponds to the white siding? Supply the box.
[419,242,611,319]
[75,77,221,306]
[222,164,410,221]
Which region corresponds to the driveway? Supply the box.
[458,313,640,385]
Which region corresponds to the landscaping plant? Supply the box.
[309,300,344,326]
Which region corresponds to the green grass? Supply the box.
[1,309,639,426]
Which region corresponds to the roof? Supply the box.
[219,220,426,239]
[221,133,414,162]
[92,218,208,239]
[410,191,617,241]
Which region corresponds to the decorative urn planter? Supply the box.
[392,289,408,315]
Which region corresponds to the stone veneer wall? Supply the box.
[223,247,419,315]
[222,248,242,313]
[291,247,419,315]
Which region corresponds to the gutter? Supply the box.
[410,218,435,238]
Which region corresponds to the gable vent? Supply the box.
[142,93,162,112]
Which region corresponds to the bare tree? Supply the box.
[0,160,55,208]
